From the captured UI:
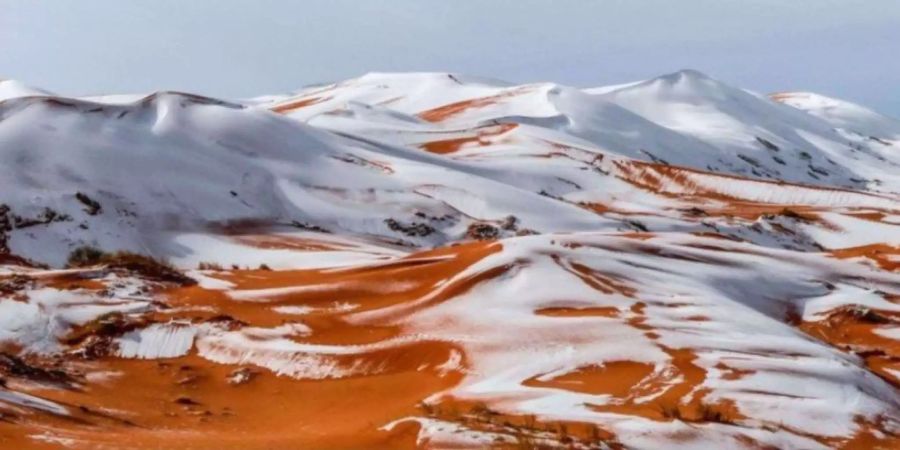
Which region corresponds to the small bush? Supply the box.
[755,136,780,152]
[75,192,102,215]
[466,222,500,240]
[101,252,195,285]
[625,220,649,232]
[0,352,75,387]
[197,261,223,270]
[680,207,708,217]
[0,274,33,295]
[67,246,105,267]
[769,207,812,223]
[501,215,519,231]
[67,247,194,285]
[63,311,141,345]
[384,218,435,237]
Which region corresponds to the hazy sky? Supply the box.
[3,0,899,115]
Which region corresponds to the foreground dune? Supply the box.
[2,231,898,449]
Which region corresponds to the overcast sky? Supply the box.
[3,0,899,115]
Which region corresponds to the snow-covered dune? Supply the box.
[0,79,52,101]
[268,70,900,195]
[773,91,900,141]
[2,71,899,449]
[0,90,616,266]
[596,70,900,192]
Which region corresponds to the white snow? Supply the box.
[875,327,900,340]
[0,79,51,101]
[116,322,197,359]
[0,284,152,353]
[773,91,900,141]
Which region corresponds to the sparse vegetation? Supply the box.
[384,218,435,237]
[658,402,738,425]
[290,220,330,233]
[640,149,670,165]
[415,401,617,449]
[868,136,892,146]
[0,204,11,254]
[75,192,102,215]
[755,136,780,152]
[0,274,33,295]
[62,311,152,359]
[197,261,224,270]
[809,165,829,176]
[625,219,649,232]
[64,312,142,344]
[763,207,812,223]
[466,222,500,240]
[737,153,761,168]
[66,246,106,267]
[501,215,519,231]
[680,207,708,217]
[67,246,195,285]
[101,251,193,284]
[840,306,894,325]
[10,207,72,229]
[0,352,75,388]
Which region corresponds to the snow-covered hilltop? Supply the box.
[2,70,898,267]
[275,70,900,191]
[1,71,899,449]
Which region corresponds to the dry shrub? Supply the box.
[67,246,195,285]
[66,246,105,267]
[197,261,224,270]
